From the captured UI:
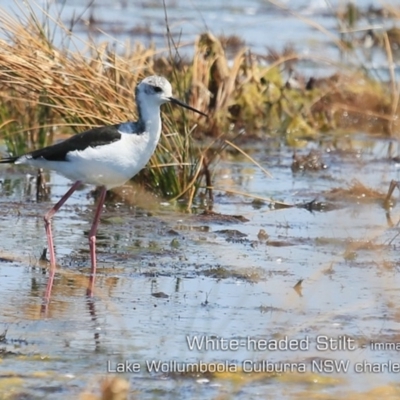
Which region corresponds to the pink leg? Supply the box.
[87,186,107,297]
[42,180,82,310]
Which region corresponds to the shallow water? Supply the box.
[1,134,400,398]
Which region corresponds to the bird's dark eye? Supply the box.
[153,86,163,93]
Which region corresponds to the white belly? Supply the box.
[18,133,158,189]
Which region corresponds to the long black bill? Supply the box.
[168,97,208,117]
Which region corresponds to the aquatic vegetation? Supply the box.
[0,1,398,204]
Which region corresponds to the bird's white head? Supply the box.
[136,76,173,106]
[135,75,207,117]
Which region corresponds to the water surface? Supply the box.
[1,134,400,398]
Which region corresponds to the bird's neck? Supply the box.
[137,98,162,143]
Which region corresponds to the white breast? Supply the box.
[18,132,159,189]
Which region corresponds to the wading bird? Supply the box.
[0,75,206,301]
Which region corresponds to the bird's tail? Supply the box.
[0,157,18,163]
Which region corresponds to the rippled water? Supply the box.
[2,133,400,398]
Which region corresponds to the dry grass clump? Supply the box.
[0,7,147,147]
[187,32,397,140]
[0,3,210,202]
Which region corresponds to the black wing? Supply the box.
[26,124,123,162]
